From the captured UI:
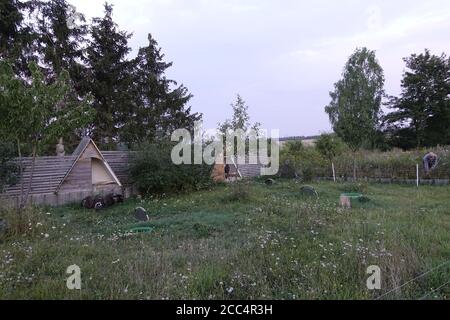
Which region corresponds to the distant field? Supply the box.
[1,181,449,300]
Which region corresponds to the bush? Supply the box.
[301,166,314,182]
[280,143,328,181]
[0,142,18,192]
[278,160,298,179]
[339,182,368,194]
[130,142,213,196]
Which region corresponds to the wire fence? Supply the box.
[375,258,450,300]
[311,163,450,185]
[282,146,450,185]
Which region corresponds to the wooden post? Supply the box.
[416,163,419,188]
[340,194,351,209]
[332,162,336,183]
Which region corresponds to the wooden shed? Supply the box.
[0,137,132,207]
[57,137,122,194]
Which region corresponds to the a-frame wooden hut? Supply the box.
[0,138,128,207]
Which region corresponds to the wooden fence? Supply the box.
[0,151,136,208]
[0,185,140,208]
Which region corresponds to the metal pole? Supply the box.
[416,164,419,188]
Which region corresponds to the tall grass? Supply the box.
[0,181,449,299]
[283,145,450,181]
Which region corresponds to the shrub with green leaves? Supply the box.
[339,182,368,194]
[130,142,213,196]
[280,143,328,180]
[0,143,18,192]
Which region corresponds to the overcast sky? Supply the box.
[72,0,450,137]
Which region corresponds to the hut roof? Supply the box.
[1,138,123,197]
[72,136,92,156]
[1,156,77,196]
[55,137,121,193]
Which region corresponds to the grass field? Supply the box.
[1,180,449,300]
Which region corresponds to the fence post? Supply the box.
[416,163,419,188]
[332,162,336,183]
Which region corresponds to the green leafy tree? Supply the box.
[325,47,385,180]
[385,50,450,148]
[285,140,304,154]
[218,95,253,134]
[0,61,94,211]
[2,1,201,151]
[0,0,39,77]
[123,34,201,144]
[0,0,24,56]
[315,133,344,182]
[34,0,90,151]
[85,2,133,149]
[36,0,87,85]
[218,94,261,160]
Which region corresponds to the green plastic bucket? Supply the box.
[340,193,363,208]
[128,226,153,234]
[341,193,363,199]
